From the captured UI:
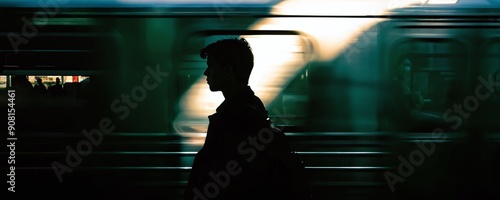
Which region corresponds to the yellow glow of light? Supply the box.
[245,35,306,106]
[174,0,422,135]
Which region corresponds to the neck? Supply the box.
[222,83,246,99]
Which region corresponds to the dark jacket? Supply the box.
[184,86,277,200]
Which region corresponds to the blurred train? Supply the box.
[1,0,500,199]
[2,0,499,133]
[1,0,500,133]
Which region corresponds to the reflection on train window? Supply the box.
[393,39,468,114]
[174,34,311,133]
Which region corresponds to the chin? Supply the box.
[208,85,220,92]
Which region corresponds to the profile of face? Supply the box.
[203,56,232,91]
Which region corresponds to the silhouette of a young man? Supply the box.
[184,38,276,200]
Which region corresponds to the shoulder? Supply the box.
[216,99,267,128]
[236,96,267,116]
[226,102,265,119]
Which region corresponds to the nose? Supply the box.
[203,68,208,76]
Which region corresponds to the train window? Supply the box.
[0,76,6,89]
[174,33,311,133]
[391,39,468,114]
[25,75,89,87]
[243,35,309,124]
[28,76,56,88]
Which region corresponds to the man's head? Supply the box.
[394,58,411,81]
[201,38,254,91]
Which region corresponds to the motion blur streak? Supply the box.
[174,0,423,135]
[262,0,424,61]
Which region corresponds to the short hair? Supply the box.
[200,38,254,85]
